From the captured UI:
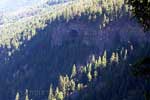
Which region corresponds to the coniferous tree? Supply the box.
[59,75,66,95]
[110,52,116,63]
[59,75,70,95]
[97,56,102,66]
[102,50,107,67]
[91,55,96,63]
[82,66,87,74]
[87,71,92,82]
[15,92,19,100]
[55,87,64,100]
[70,79,76,91]
[94,70,98,79]
[55,87,60,99]
[88,15,92,20]
[87,63,92,72]
[25,89,29,100]
[77,83,83,91]
[93,15,97,21]
[130,45,134,51]
[71,64,77,78]
[56,91,64,100]
[115,52,119,63]
[48,84,54,100]
[94,60,98,69]
[124,49,128,60]
[127,0,150,31]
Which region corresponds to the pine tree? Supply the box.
[130,45,134,51]
[124,49,128,60]
[93,15,97,21]
[87,72,92,82]
[102,50,107,67]
[94,70,98,79]
[71,64,77,78]
[110,52,116,63]
[88,15,92,20]
[15,92,19,100]
[97,56,102,66]
[115,52,119,63]
[59,75,70,95]
[59,75,66,95]
[48,84,54,100]
[97,6,102,15]
[82,66,87,74]
[57,91,64,100]
[25,89,29,100]
[94,60,98,69]
[87,63,92,72]
[91,55,96,63]
[70,79,76,91]
[55,87,64,100]
[55,87,59,98]
[77,83,83,91]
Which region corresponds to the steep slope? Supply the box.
[0,0,149,100]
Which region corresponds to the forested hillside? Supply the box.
[0,0,149,100]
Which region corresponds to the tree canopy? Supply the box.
[127,0,150,31]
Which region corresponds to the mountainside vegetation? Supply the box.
[0,0,149,100]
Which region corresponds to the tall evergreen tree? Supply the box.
[110,52,116,63]
[25,89,29,100]
[59,75,66,94]
[102,50,107,67]
[87,72,92,82]
[94,70,98,79]
[124,49,128,60]
[48,84,54,100]
[56,91,64,100]
[115,52,119,63]
[55,87,60,99]
[87,63,92,72]
[71,64,77,78]
[97,56,102,66]
[91,55,96,63]
[70,79,76,91]
[77,83,83,91]
[15,92,19,100]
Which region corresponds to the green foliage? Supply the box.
[25,89,29,100]
[124,49,128,60]
[16,48,131,100]
[59,75,68,94]
[10,0,132,99]
[48,84,54,100]
[110,52,119,63]
[91,55,96,63]
[94,70,98,79]
[127,0,150,31]
[71,64,77,78]
[110,52,116,63]
[55,87,64,100]
[102,50,107,67]
[87,71,92,82]
[77,83,84,91]
[56,91,64,100]
[94,56,102,69]
[82,66,87,74]
[0,0,127,58]
[70,79,76,91]
[97,56,102,66]
[15,92,19,100]
[87,63,92,72]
